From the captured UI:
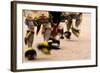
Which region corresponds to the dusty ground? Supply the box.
[22,13,91,62]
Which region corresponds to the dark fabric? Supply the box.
[49,11,62,25]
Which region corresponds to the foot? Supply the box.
[72,27,80,37]
[60,35,64,39]
[64,31,71,39]
[25,48,37,60]
[41,48,51,54]
[37,42,51,55]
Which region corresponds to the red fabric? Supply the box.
[51,26,58,38]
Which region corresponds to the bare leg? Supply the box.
[67,20,72,31]
[75,19,81,28]
[43,23,51,41]
[75,13,82,28]
[27,32,34,47]
[64,20,72,39]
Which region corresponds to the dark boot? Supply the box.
[25,48,37,60]
[64,31,71,39]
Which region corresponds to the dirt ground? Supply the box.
[22,13,91,62]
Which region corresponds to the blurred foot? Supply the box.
[72,27,80,37]
[64,31,71,39]
[60,35,64,39]
[37,41,51,55]
[25,48,37,60]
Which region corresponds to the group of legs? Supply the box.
[24,12,82,60]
